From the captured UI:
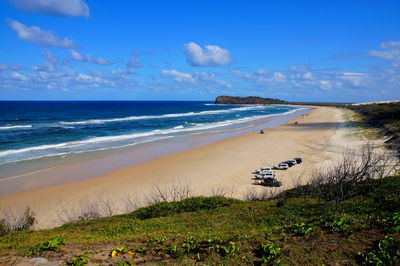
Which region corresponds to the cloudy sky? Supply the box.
[1,0,399,102]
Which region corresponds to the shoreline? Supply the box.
[0,107,308,195]
[0,106,361,229]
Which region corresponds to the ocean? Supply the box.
[0,101,299,168]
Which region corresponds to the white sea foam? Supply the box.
[0,107,306,165]
[58,106,266,125]
[0,125,32,130]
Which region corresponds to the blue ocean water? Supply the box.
[0,101,298,166]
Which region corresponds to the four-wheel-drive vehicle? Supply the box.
[255,173,275,179]
[283,160,296,167]
[294,157,302,164]
[273,163,289,170]
[261,177,282,187]
[255,167,275,175]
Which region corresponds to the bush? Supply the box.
[132,196,241,220]
[277,145,399,202]
[255,240,281,264]
[324,215,352,234]
[0,207,36,236]
[360,235,400,265]
[285,222,313,236]
[26,237,66,255]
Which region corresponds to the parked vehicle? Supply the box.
[255,167,275,175]
[294,157,302,164]
[255,173,275,179]
[273,163,289,170]
[283,160,295,167]
[261,177,282,187]
[259,170,275,175]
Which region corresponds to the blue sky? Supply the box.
[0,0,399,102]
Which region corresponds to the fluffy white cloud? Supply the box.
[33,50,57,72]
[161,69,232,90]
[161,69,195,83]
[69,50,111,65]
[233,65,374,92]
[9,71,27,81]
[7,0,89,17]
[369,40,400,66]
[184,42,232,67]
[7,19,75,48]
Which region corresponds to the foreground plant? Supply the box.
[360,235,400,265]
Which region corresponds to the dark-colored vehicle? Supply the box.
[283,160,295,167]
[294,157,302,164]
[261,178,282,187]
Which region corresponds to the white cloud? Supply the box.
[69,50,111,65]
[161,69,195,83]
[233,65,375,93]
[7,19,75,48]
[7,0,89,17]
[380,41,400,49]
[369,40,400,66]
[184,42,232,67]
[9,71,27,81]
[33,50,57,72]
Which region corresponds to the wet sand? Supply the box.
[0,106,361,229]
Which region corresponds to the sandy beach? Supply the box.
[0,106,361,229]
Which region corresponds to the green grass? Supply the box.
[0,176,399,265]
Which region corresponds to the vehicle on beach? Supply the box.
[255,167,275,174]
[283,160,297,167]
[261,177,282,187]
[273,163,289,170]
[294,157,302,164]
[254,173,275,179]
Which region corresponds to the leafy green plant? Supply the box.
[69,252,90,265]
[390,213,400,233]
[324,215,352,233]
[285,222,313,236]
[26,237,66,255]
[154,235,167,244]
[164,245,178,255]
[256,240,281,264]
[360,235,400,265]
[182,236,200,253]
[217,241,240,257]
[111,246,128,257]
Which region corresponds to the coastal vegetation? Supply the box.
[0,146,398,264]
[346,103,400,151]
[0,176,398,264]
[215,95,287,105]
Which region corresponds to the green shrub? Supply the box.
[324,215,352,234]
[256,240,281,264]
[26,237,66,255]
[285,222,313,236]
[217,241,240,257]
[132,196,241,219]
[69,252,90,265]
[360,235,400,265]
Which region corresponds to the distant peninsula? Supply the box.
[215,95,288,105]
